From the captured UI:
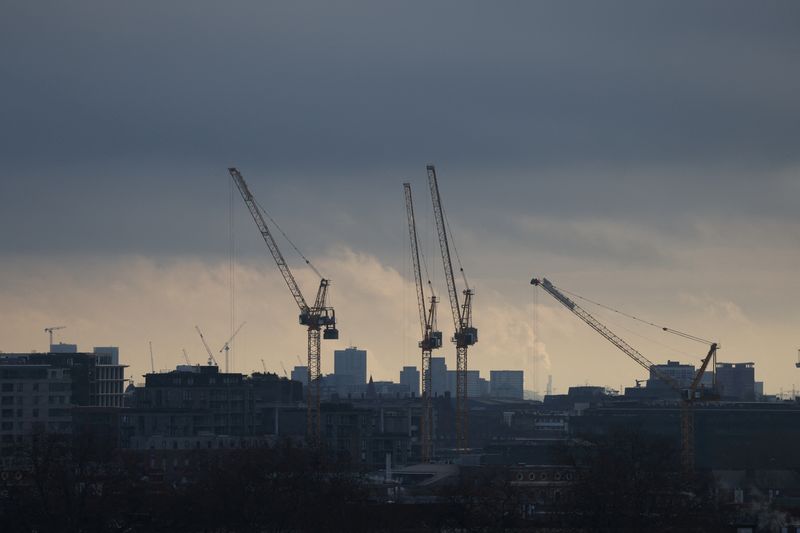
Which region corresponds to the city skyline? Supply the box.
[1,2,799,395]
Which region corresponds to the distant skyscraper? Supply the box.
[446,370,482,398]
[334,347,367,396]
[490,370,524,399]
[399,366,420,397]
[430,357,447,396]
[716,362,755,401]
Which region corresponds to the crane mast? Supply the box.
[404,183,442,462]
[229,167,338,446]
[531,277,718,473]
[427,165,477,451]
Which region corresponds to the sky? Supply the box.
[1,1,799,394]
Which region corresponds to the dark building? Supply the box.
[0,349,127,462]
[716,362,755,401]
[125,365,304,449]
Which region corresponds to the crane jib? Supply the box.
[228,168,311,314]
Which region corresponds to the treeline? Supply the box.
[0,430,758,532]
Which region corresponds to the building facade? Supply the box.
[716,362,755,401]
[333,347,367,396]
[430,357,447,397]
[399,366,420,397]
[490,370,524,399]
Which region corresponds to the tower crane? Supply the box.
[531,277,718,474]
[219,321,246,373]
[44,326,65,348]
[195,325,219,366]
[427,165,477,451]
[404,182,443,462]
[182,348,191,365]
[229,167,338,446]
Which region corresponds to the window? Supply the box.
[1,384,12,393]
[1,397,12,406]
[529,473,536,481]
[1,422,11,431]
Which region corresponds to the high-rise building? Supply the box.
[649,360,695,389]
[92,347,126,407]
[446,370,483,398]
[430,357,447,397]
[333,347,367,397]
[399,366,420,397]
[490,370,524,399]
[716,362,755,401]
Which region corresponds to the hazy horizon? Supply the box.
[2,2,799,394]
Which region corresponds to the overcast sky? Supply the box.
[1,1,799,394]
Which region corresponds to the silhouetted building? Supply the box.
[430,357,447,397]
[490,370,524,399]
[125,365,303,448]
[334,347,367,396]
[371,380,411,398]
[716,362,755,401]
[0,363,72,457]
[50,342,78,353]
[291,365,308,387]
[446,370,484,398]
[399,366,420,397]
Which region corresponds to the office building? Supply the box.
[716,362,755,401]
[399,366,420,397]
[92,347,126,407]
[125,365,304,448]
[430,357,447,397]
[446,370,483,398]
[0,363,72,457]
[334,347,367,396]
[490,370,524,399]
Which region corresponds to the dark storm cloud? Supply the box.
[1,1,799,258]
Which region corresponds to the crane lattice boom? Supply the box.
[404,182,442,462]
[531,278,680,390]
[228,167,337,446]
[427,165,476,452]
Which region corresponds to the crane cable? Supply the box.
[551,282,715,347]
[440,197,470,290]
[253,197,323,280]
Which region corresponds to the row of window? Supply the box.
[515,471,574,482]
[0,382,69,393]
[0,395,70,406]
